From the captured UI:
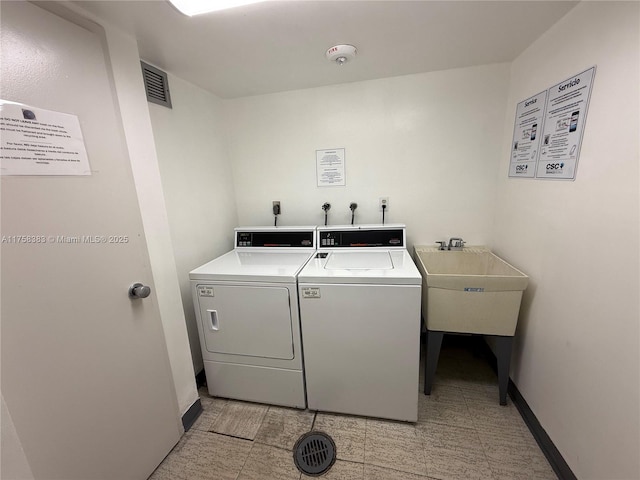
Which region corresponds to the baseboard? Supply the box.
[477,338,577,480]
[181,398,202,432]
[507,380,577,480]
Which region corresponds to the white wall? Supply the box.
[493,2,639,479]
[147,72,239,374]
[224,63,510,249]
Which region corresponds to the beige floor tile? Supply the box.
[300,460,364,479]
[156,430,252,480]
[432,353,499,392]
[458,383,502,404]
[421,384,466,404]
[454,384,503,403]
[148,463,171,480]
[364,419,427,476]
[364,463,431,480]
[153,432,193,478]
[434,367,498,392]
[465,399,528,434]
[211,400,269,440]
[313,413,366,463]
[418,389,474,428]
[238,443,301,480]
[418,422,493,480]
[478,428,557,480]
[191,395,227,432]
[255,406,315,449]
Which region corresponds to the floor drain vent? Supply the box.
[293,431,336,476]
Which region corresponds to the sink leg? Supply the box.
[424,330,444,395]
[494,335,514,406]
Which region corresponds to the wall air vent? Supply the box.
[141,61,172,108]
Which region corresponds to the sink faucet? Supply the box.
[447,237,465,251]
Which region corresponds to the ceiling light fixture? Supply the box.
[326,44,357,66]
[167,0,267,16]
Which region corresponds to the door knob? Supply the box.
[129,283,151,299]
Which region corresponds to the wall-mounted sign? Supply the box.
[316,148,345,187]
[509,90,547,178]
[536,67,596,180]
[508,66,596,181]
[0,100,91,176]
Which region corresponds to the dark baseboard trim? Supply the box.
[181,398,202,432]
[476,338,576,480]
[507,380,577,480]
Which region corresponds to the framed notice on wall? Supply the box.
[536,67,596,180]
[508,66,596,181]
[509,90,547,178]
[316,148,346,187]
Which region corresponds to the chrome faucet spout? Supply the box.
[447,237,465,251]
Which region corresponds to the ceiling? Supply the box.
[75,0,578,99]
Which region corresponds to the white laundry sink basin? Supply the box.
[414,246,528,336]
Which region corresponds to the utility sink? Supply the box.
[414,246,528,336]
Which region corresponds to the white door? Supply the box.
[1,3,181,479]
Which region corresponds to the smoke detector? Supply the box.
[326,44,357,66]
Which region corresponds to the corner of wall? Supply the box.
[146,70,240,378]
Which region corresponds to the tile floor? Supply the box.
[149,337,558,480]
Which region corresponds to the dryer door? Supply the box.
[196,284,294,360]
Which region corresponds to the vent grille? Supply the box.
[141,61,172,108]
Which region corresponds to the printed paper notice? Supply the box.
[0,100,91,176]
[536,67,596,180]
[316,148,345,187]
[509,90,547,178]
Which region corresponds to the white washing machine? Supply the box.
[298,224,422,422]
[189,226,316,408]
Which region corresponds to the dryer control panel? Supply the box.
[236,230,314,248]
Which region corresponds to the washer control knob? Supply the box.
[129,283,151,299]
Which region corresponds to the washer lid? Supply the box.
[325,251,393,270]
[299,249,422,285]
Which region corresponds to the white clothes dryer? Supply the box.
[189,226,316,408]
[298,224,422,421]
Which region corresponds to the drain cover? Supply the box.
[293,431,336,476]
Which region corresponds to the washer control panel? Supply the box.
[319,228,404,248]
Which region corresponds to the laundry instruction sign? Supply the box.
[0,100,91,176]
[509,90,547,178]
[509,66,596,180]
[316,148,345,187]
